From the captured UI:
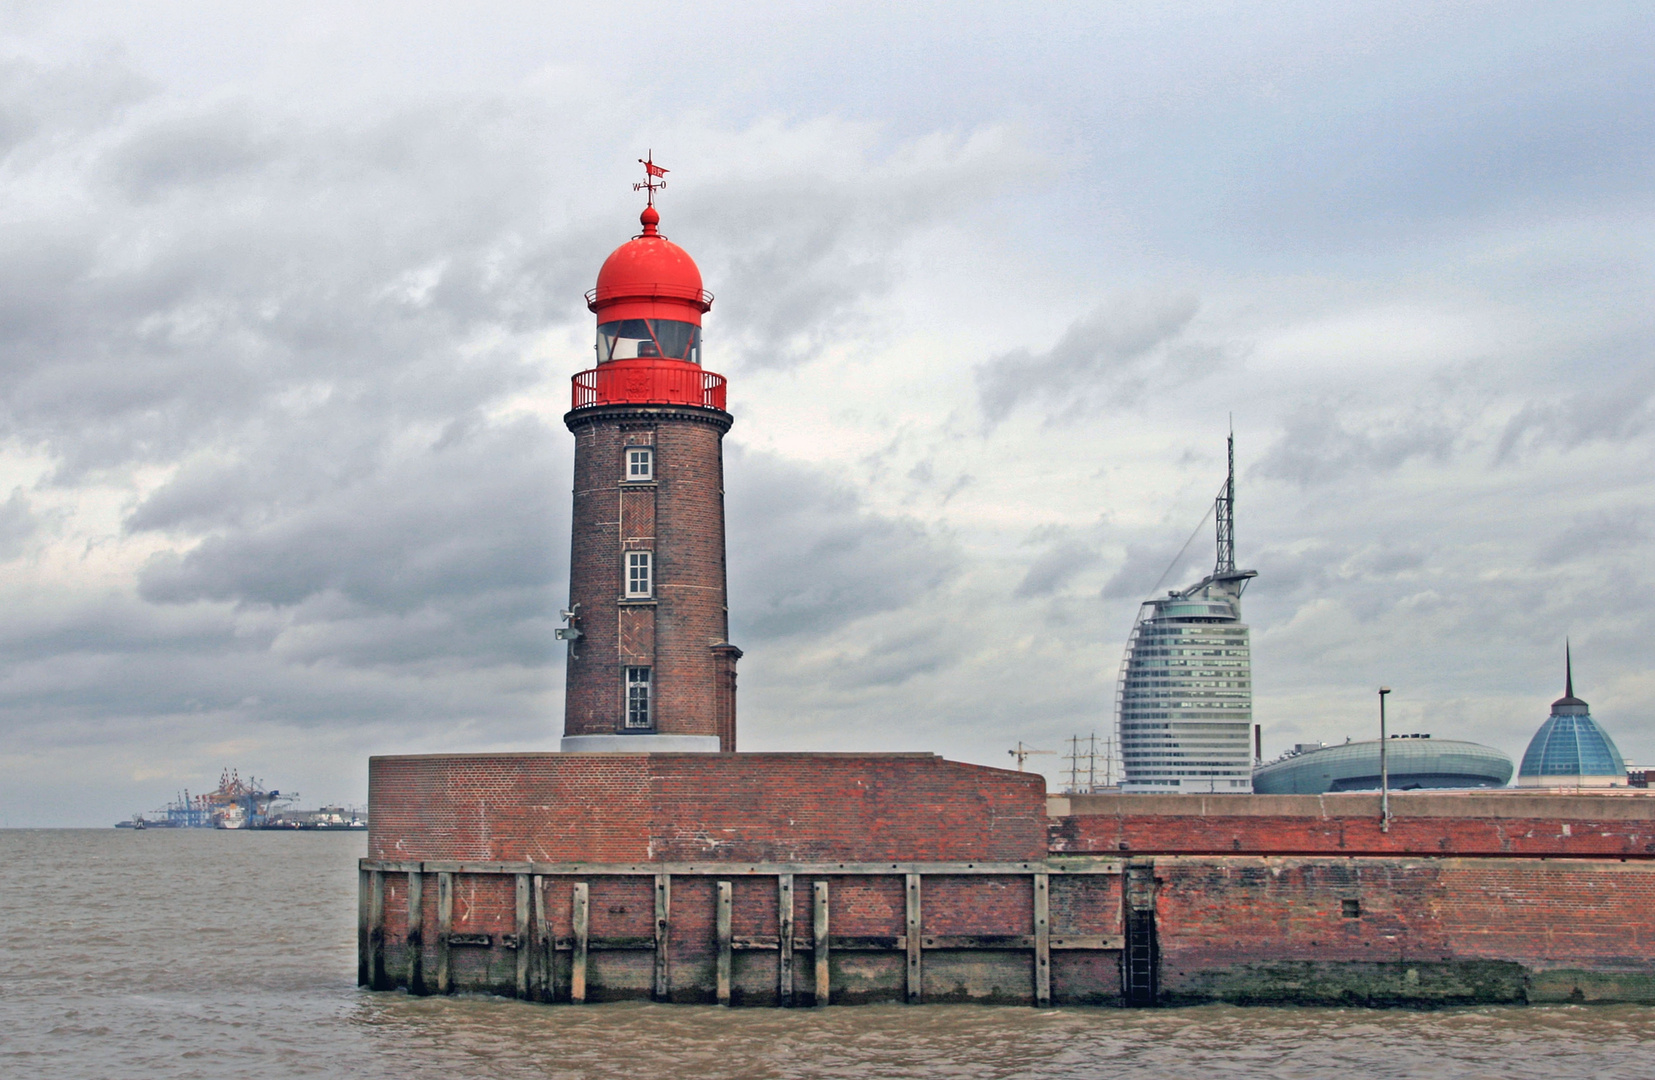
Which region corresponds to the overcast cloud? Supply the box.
[1,2,1652,823]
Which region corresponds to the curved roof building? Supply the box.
[1252,736,1513,795]
[1517,647,1626,788]
[1117,435,1256,792]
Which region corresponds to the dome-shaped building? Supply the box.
[1517,647,1626,788]
[1252,736,1512,795]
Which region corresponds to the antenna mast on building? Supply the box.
[1215,426,1235,575]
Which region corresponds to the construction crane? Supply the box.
[1008,742,1054,772]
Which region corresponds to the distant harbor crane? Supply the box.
[1008,742,1054,772]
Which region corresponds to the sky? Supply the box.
[0,2,1651,825]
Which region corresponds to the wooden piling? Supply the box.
[716,881,733,1006]
[435,871,453,995]
[813,880,830,1006]
[369,869,386,990]
[571,882,590,1003]
[1033,872,1051,1007]
[777,874,795,1006]
[905,873,922,1003]
[515,874,531,998]
[532,875,549,1001]
[406,870,425,994]
[653,873,672,1001]
[357,868,370,987]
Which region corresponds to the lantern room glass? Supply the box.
[598,320,701,364]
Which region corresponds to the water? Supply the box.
[2,830,1651,1080]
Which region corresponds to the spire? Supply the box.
[1553,639,1586,709]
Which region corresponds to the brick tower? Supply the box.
[558,164,740,752]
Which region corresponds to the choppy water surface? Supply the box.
[2,830,1652,1080]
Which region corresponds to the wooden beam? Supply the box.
[1033,872,1050,1007]
[920,934,1034,949]
[716,881,733,1006]
[905,873,922,1004]
[357,868,371,987]
[514,874,531,999]
[407,870,425,995]
[571,882,590,1004]
[813,880,830,1007]
[829,935,906,952]
[777,874,794,1007]
[435,871,453,995]
[369,869,386,990]
[723,933,1124,952]
[532,875,548,1001]
[370,858,1121,877]
[653,873,671,1002]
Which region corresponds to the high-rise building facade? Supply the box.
[1116,436,1257,792]
[558,167,740,752]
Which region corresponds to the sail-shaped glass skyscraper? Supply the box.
[1116,436,1257,792]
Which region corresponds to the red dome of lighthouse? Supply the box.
[586,205,713,325]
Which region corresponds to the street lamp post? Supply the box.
[1378,687,1392,834]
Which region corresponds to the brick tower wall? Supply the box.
[563,404,735,746]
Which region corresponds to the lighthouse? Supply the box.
[558,159,740,752]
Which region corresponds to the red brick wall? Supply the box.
[369,752,1050,863]
[563,404,736,746]
[1052,804,1655,857]
[1436,860,1655,966]
[1153,856,1655,997]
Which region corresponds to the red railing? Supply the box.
[571,361,727,412]
[585,283,714,311]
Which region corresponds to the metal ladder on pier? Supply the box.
[1123,862,1157,1007]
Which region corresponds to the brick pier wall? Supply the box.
[1152,856,1655,1004]
[1049,791,1655,858]
[363,760,1655,1006]
[368,752,1048,863]
[363,753,1107,1005]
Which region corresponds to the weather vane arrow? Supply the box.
[634,150,668,206]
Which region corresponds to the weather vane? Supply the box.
[634,151,669,206]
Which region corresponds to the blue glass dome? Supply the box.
[1519,712,1625,779]
[1518,648,1626,781]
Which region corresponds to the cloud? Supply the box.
[3,6,1654,822]
[1497,374,1655,462]
[976,292,1224,424]
[1015,536,1101,600]
[687,123,1034,371]
[1254,398,1462,486]
[726,448,957,642]
[1102,540,1207,602]
[1537,508,1650,568]
[0,488,37,559]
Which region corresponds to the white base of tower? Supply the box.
[559,734,723,753]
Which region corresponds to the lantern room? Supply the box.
[574,203,725,411]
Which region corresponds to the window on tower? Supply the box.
[597,320,701,364]
[624,667,652,729]
[626,551,654,599]
[625,447,654,482]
